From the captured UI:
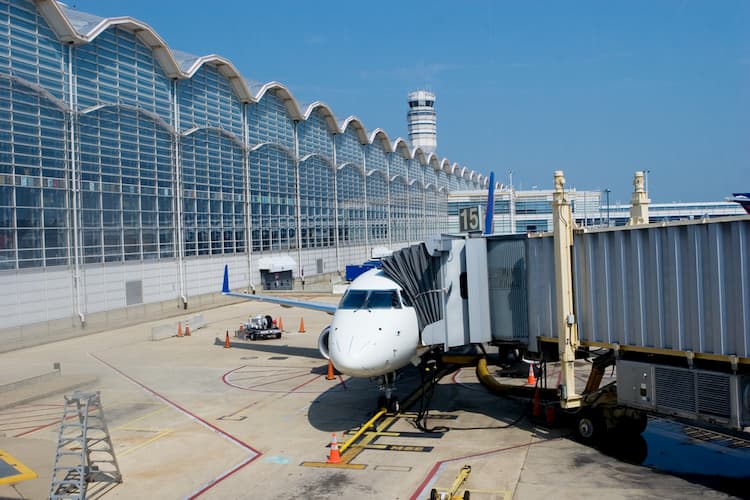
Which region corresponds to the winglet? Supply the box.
[484,171,495,235]
[222,264,230,294]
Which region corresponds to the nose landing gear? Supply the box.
[376,372,400,412]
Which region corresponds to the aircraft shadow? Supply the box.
[213,336,323,360]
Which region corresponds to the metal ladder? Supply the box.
[49,391,122,499]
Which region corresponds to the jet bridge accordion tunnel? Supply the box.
[381,217,750,429]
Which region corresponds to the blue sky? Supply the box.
[69,0,749,204]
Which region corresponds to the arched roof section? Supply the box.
[38,1,255,102]
[42,2,181,76]
[409,179,425,189]
[302,102,339,133]
[339,117,369,144]
[460,167,470,179]
[440,159,452,174]
[252,82,303,120]
[368,129,393,153]
[177,54,253,102]
[427,153,441,171]
[391,173,408,184]
[412,148,427,165]
[392,138,412,160]
[449,162,460,176]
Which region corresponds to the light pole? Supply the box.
[644,169,650,193]
[604,188,611,226]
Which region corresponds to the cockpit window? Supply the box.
[340,290,368,309]
[339,289,402,310]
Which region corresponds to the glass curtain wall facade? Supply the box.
[0,0,486,275]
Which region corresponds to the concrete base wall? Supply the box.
[0,291,242,353]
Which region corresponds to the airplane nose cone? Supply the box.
[329,314,392,377]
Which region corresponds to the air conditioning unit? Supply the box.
[617,360,750,430]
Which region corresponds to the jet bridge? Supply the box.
[382,179,750,431]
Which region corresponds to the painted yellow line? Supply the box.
[0,448,37,485]
[119,429,173,457]
[113,406,170,431]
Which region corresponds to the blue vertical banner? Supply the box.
[484,171,495,235]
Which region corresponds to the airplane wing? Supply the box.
[221,265,337,315]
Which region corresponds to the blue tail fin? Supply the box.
[222,265,230,294]
[484,171,495,235]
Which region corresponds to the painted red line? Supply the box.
[290,375,323,392]
[90,353,261,498]
[0,414,62,425]
[14,418,62,437]
[244,372,315,389]
[409,437,564,500]
[13,410,95,438]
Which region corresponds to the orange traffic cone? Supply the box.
[185,321,191,336]
[278,317,284,331]
[327,433,342,464]
[298,317,306,333]
[177,322,183,338]
[527,363,537,386]
[224,330,231,349]
[326,359,335,380]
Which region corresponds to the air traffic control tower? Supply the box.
[407,90,437,154]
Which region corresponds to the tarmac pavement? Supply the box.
[0,296,747,499]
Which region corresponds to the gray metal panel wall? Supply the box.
[466,238,493,343]
[526,236,558,346]
[486,237,529,342]
[574,219,750,358]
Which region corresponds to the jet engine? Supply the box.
[317,325,331,360]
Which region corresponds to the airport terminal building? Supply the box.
[0,0,488,346]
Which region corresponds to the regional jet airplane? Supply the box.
[221,172,497,410]
[221,264,422,410]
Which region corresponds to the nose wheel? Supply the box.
[376,372,400,413]
[377,395,400,413]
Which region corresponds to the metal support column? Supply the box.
[552,170,582,409]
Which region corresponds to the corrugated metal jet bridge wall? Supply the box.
[384,216,749,364]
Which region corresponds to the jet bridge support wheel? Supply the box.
[576,409,606,443]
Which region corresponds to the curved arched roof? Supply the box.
[254,82,303,120]
[392,138,411,159]
[340,117,369,144]
[303,102,339,134]
[427,154,441,171]
[369,129,392,153]
[35,0,487,188]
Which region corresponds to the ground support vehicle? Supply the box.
[235,314,282,341]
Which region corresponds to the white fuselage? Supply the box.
[327,269,420,378]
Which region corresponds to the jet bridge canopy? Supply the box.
[386,216,750,363]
